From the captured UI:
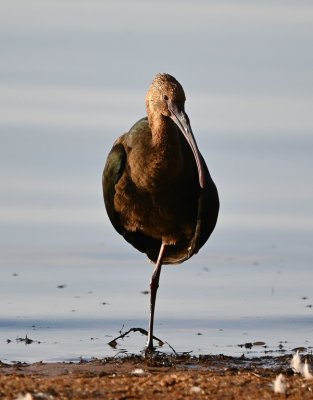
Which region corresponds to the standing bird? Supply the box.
[102,73,219,350]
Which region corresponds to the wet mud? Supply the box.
[1,353,313,399]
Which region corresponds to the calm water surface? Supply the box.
[0,1,312,362]
[1,244,312,362]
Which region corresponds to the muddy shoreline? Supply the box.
[1,353,313,399]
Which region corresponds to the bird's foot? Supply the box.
[108,326,178,355]
[188,236,200,258]
[108,327,164,350]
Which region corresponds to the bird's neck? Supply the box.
[137,115,184,190]
[150,115,178,148]
[153,116,184,176]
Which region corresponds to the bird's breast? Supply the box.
[127,139,184,192]
[114,168,198,244]
[113,119,200,244]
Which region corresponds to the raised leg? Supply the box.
[146,243,166,351]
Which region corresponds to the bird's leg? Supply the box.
[188,190,204,257]
[146,242,166,351]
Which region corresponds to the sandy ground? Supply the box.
[1,354,313,399]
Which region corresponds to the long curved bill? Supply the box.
[169,103,206,188]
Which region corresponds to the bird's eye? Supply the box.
[163,95,168,101]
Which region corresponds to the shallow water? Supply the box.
[1,252,313,363]
[0,1,313,363]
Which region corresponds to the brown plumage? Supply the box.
[102,73,219,350]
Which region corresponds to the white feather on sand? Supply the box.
[303,360,313,380]
[273,373,286,394]
[290,351,313,380]
[290,351,303,373]
[15,394,33,400]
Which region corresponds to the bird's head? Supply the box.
[146,73,206,188]
[145,73,186,117]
